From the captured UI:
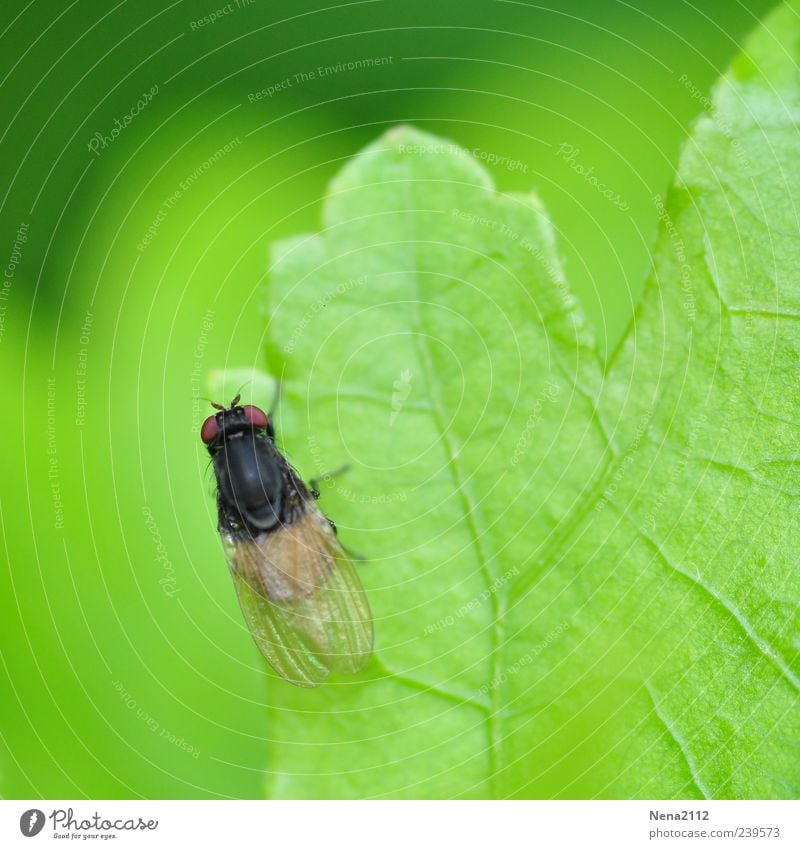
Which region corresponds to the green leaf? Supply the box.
[260,2,800,798]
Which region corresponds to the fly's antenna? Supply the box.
[269,378,283,417]
[229,380,252,409]
[194,394,222,408]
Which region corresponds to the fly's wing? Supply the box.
[221,505,374,688]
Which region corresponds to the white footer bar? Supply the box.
[2,799,797,848]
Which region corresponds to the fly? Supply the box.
[200,394,373,687]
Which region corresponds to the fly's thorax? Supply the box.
[213,430,286,531]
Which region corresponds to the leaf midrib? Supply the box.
[404,241,507,799]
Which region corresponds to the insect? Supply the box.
[201,394,373,687]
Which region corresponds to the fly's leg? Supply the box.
[309,466,361,550]
[309,464,350,500]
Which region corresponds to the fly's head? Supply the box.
[200,393,275,451]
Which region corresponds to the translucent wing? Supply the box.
[221,505,374,687]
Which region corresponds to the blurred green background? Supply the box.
[0,0,777,798]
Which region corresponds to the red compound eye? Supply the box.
[200,414,220,444]
[242,405,269,430]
